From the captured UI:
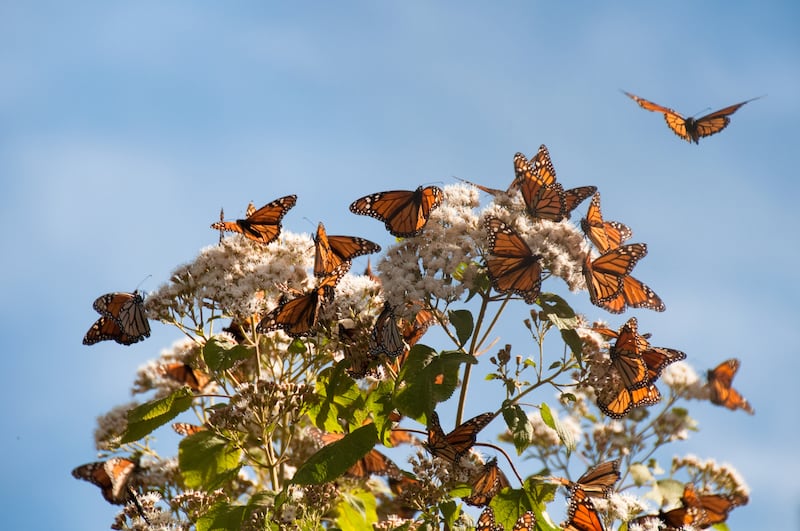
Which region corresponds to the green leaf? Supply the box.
[365,380,401,445]
[195,501,246,531]
[178,431,242,490]
[334,488,378,530]
[203,336,252,371]
[394,346,475,418]
[308,366,366,432]
[120,387,193,443]
[502,403,533,454]
[292,423,378,485]
[448,309,474,347]
[540,402,575,455]
[492,479,559,531]
[439,500,461,529]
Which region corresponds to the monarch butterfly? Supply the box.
[211,195,297,244]
[369,301,406,358]
[596,318,678,418]
[172,422,207,436]
[308,428,402,479]
[484,217,543,304]
[622,91,761,144]
[349,185,444,238]
[399,308,435,349]
[595,274,665,314]
[425,411,495,463]
[83,291,150,346]
[314,222,381,278]
[563,488,605,531]
[463,458,510,507]
[515,147,596,222]
[582,243,648,307]
[256,273,340,337]
[658,484,749,529]
[72,457,138,505]
[707,359,754,414]
[160,363,211,392]
[555,459,621,499]
[477,507,536,531]
[580,193,633,254]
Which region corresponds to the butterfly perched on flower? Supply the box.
[349,185,443,237]
[463,458,510,507]
[515,146,596,222]
[425,411,494,463]
[72,457,138,505]
[555,459,621,499]
[256,272,341,338]
[562,487,605,531]
[83,291,150,346]
[633,483,749,530]
[581,192,632,254]
[211,195,297,244]
[368,301,406,359]
[313,222,380,278]
[622,91,761,144]
[477,507,536,531]
[484,216,543,304]
[160,362,211,392]
[707,359,754,414]
[595,317,685,419]
[582,243,648,311]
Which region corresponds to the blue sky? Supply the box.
[2,2,798,529]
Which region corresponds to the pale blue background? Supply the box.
[2,2,798,529]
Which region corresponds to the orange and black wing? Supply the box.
[72,458,137,505]
[568,459,621,498]
[707,359,754,414]
[463,458,509,507]
[623,91,693,142]
[581,192,633,253]
[161,362,211,391]
[596,275,665,314]
[476,507,503,531]
[515,149,564,221]
[369,301,406,359]
[688,97,761,142]
[425,411,494,463]
[314,222,381,277]
[563,488,605,531]
[484,217,542,304]
[349,186,443,237]
[87,291,150,345]
[583,243,647,308]
[172,422,207,436]
[83,316,143,346]
[512,511,536,531]
[211,195,297,244]
[256,274,339,338]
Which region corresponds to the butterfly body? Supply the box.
[623,91,760,143]
[484,217,543,304]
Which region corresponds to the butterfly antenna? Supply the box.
[134,275,153,294]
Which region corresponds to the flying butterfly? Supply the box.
[484,217,543,304]
[160,362,211,392]
[83,291,150,346]
[314,222,380,278]
[622,91,761,144]
[256,272,341,338]
[463,458,510,507]
[562,488,605,531]
[580,192,633,254]
[555,459,621,499]
[211,195,297,244]
[425,411,495,463]
[582,243,648,308]
[172,422,207,436]
[349,185,443,238]
[707,359,754,414]
[515,147,596,222]
[72,457,138,505]
[369,301,406,359]
[658,484,749,529]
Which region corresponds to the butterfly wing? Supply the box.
[512,511,536,531]
[484,217,542,304]
[314,222,381,277]
[463,458,509,507]
[91,291,151,342]
[572,459,621,498]
[691,97,761,141]
[476,507,504,531]
[563,488,605,531]
[212,195,297,244]
[72,458,137,505]
[83,316,141,345]
[562,185,598,220]
[257,274,339,338]
[349,186,443,237]
[708,359,754,414]
[583,243,647,307]
[596,275,665,314]
[581,192,633,253]
[640,346,686,383]
[172,422,207,436]
[622,90,692,142]
[161,362,211,391]
[369,302,406,358]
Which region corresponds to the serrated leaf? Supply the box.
[120,387,193,443]
[492,480,559,531]
[195,501,246,531]
[502,403,533,454]
[448,309,474,347]
[539,402,575,455]
[203,336,252,371]
[308,366,366,432]
[394,347,474,418]
[179,431,242,490]
[292,423,378,485]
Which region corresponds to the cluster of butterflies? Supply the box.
[631,483,749,530]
